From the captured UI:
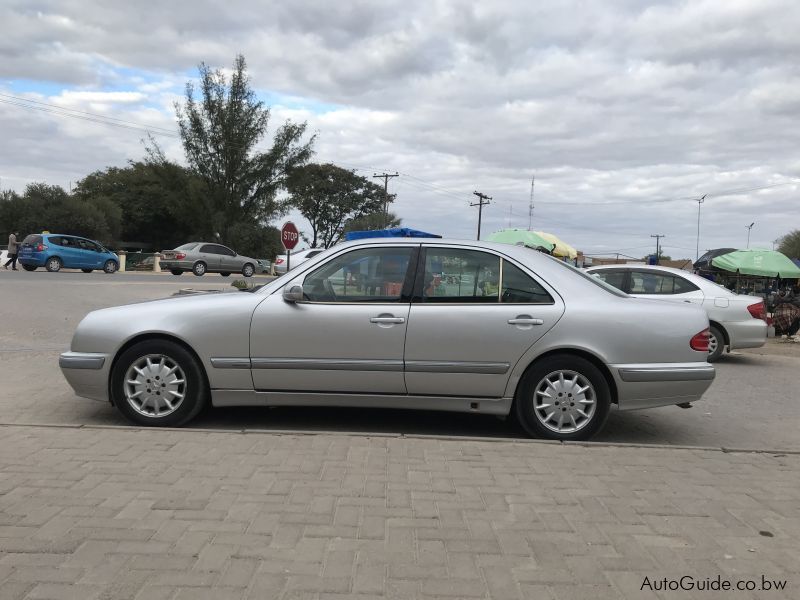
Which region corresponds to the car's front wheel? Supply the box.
[707,325,725,362]
[514,355,610,441]
[111,339,208,427]
[103,260,117,274]
[46,257,62,272]
[242,263,255,278]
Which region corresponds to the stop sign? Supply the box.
[281,221,300,251]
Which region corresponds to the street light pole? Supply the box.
[746,222,755,248]
[695,194,706,261]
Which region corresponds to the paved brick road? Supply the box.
[0,424,797,600]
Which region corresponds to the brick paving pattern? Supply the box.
[0,424,797,599]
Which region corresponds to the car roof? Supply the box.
[587,264,691,275]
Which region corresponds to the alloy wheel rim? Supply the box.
[244,265,253,276]
[196,264,205,274]
[49,259,60,270]
[708,332,718,355]
[532,369,596,433]
[124,354,186,418]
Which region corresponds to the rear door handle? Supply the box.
[370,317,405,324]
[508,318,544,325]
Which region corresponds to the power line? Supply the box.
[650,234,665,262]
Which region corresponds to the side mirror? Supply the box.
[282,284,304,303]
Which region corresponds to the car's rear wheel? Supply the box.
[46,257,62,272]
[242,263,255,278]
[514,355,610,441]
[111,339,208,427]
[220,272,231,277]
[103,260,117,274]
[707,325,725,362]
[170,269,183,276]
[22,264,37,272]
[192,262,206,276]
[81,269,93,273]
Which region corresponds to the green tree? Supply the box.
[176,54,314,242]
[0,183,120,245]
[778,229,800,259]
[344,211,402,235]
[75,160,209,250]
[287,163,391,248]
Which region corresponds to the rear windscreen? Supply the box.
[174,243,199,251]
[22,235,42,246]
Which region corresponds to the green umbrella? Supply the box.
[711,249,800,278]
[486,229,555,253]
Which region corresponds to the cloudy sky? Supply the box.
[1,0,798,258]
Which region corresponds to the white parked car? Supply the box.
[586,264,767,361]
[273,247,326,274]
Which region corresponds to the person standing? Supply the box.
[4,231,19,270]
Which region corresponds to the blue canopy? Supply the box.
[344,228,441,241]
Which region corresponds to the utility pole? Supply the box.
[372,172,399,228]
[528,175,534,230]
[695,194,706,261]
[650,234,665,265]
[471,191,492,240]
[745,222,755,248]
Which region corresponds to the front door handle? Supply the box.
[370,316,405,324]
[508,317,544,325]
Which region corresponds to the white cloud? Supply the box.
[1,0,799,255]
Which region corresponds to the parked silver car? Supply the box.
[273,247,325,274]
[160,242,259,277]
[586,264,767,361]
[60,239,714,440]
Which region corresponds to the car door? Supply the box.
[627,270,705,305]
[249,245,417,394]
[404,246,565,398]
[56,236,87,268]
[198,244,223,272]
[76,238,104,268]
[217,245,241,272]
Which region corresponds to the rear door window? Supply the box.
[590,270,627,292]
[199,244,220,254]
[630,271,678,294]
[500,261,553,304]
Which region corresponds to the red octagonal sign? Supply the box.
[280,221,300,251]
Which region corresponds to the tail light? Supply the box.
[275,258,284,264]
[747,301,766,321]
[36,243,46,251]
[175,252,186,260]
[690,328,710,352]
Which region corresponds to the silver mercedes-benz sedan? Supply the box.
[160,242,260,277]
[60,239,715,440]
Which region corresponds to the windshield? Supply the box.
[174,243,199,251]
[547,258,629,297]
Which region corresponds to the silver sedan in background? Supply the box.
[586,264,767,361]
[160,242,260,277]
[60,239,714,440]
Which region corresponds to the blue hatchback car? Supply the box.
[18,233,119,274]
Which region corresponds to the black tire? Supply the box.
[707,325,725,362]
[242,263,255,278]
[170,269,183,276]
[514,354,611,441]
[103,260,117,274]
[81,269,93,273]
[45,256,62,272]
[111,339,208,427]
[22,264,37,272]
[220,272,231,277]
[192,262,207,276]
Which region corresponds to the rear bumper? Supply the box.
[723,319,767,350]
[18,253,47,266]
[610,362,715,410]
[59,352,110,403]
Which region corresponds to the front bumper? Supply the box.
[60,351,110,403]
[611,362,715,410]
